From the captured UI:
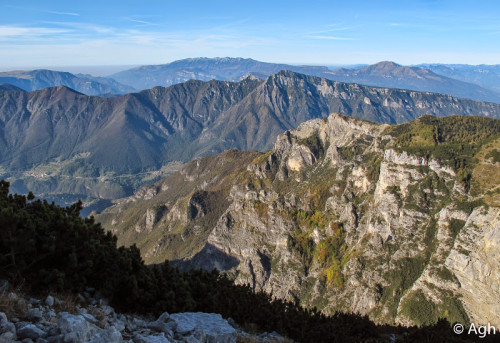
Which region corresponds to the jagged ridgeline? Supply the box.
[97,113,500,328]
[2,70,500,212]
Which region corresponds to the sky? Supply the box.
[0,0,499,73]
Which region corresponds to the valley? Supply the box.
[0,69,135,96]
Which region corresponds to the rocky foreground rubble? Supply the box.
[0,284,287,343]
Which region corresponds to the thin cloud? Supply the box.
[123,17,159,26]
[0,25,71,39]
[46,10,79,16]
[325,23,347,28]
[307,35,354,41]
[309,26,359,34]
[6,5,79,16]
[40,21,115,34]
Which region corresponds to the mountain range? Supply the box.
[2,58,499,104]
[2,70,500,209]
[109,57,331,90]
[418,63,500,94]
[323,61,500,103]
[110,58,500,103]
[0,69,136,96]
[96,113,500,328]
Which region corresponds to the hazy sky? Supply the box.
[1,0,499,70]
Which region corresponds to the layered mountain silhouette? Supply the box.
[2,70,500,174]
[2,58,498,103]
[325,61,500,103]
[110,57,331,90]
[110,58,500,103]
[418,63,500,94]
[1,70,500,203]
[0,83,24,91]
[0,69,135,96]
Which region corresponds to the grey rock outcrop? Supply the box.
[445,207,500,327]
[0,312,17,341]
[133,332,171,343]
[15,323,45,340]
[45,296,54,308]
[0,292,286,343]
[169,313,237,343]
[58,312,122,343]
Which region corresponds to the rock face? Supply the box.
[98,113,500,327]
[444,207,500,327]
[57,312,122,343]
[0,291,284,343]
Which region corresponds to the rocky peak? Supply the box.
[98,113,500,328]
[273,113,387,172]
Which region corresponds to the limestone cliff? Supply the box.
[97,113,500,327]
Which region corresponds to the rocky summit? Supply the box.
[98,113,500,328]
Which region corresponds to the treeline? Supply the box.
[0,180,494,342]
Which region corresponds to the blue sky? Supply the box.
[1,0,499,71]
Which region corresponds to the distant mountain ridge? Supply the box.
[0,69,136,96]
[3,59,499,103]
[2,70,499,172]
[418,63,500,94]
[0,83,24,91]
[1,70,500,208]
[324,61,500,103]
[110,57,500,103]
[110,57,331,90]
